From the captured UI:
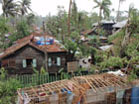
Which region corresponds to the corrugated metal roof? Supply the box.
[81,27,97,35]
[113,20,128,28]
[0,33,66,59]
[92,20,115,26]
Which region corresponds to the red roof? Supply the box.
[0,33,66,59]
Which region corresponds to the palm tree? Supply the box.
[26,13,35,26]
[116,0,126,22]
[93,0,112,26]
[0,0,19,17]
[19,0,32,16]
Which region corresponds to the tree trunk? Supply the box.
[67,0,72,36]
[43,32,48,72]
[116,0,121,22]
[98,7,102,28]
[120,21,132,57]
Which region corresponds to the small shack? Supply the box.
[0,33,67,74]
[92,20,115,36]
[17,73,135,104]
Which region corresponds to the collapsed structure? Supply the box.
[17,73,138,104]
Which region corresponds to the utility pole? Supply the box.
[42,21,48,72]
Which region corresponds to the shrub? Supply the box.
[99,57,124,69]
[108,29,125,44]
[0,68,21,104]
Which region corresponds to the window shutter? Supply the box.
[57,57,61,66]
[23,59,27,68]
[33,59,37,67]
[48,58,52,67]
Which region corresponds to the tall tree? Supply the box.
[67,0,72,36]
[0,17,10,49]
[93,0,112,26]
[0,0,19,17]
[120,6,139,57]
[19,0,32,16]
[116,0,126,22]
[26,13,35,26]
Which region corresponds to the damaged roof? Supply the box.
[113,20,128,28]
[92,20,115,26]
[0,33,66,59]
[81,27,97,35]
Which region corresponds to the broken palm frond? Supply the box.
[17,74,133,104]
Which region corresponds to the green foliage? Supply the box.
[78,44,96,58]
[64,39,78,55]
[108,29,125,43]
[46,6,68,41]
[128,7,139,34]
[58,68,70,79]
[125,34,139,57]
[40,67,48,75]
[99,56,124,69]
[0,17,9,34]
[0,67,7,80]
[0,68,21,104]
[71,31,80,42]
[90,12,99,24]
[0,79,21,104]
[26,13,35,25]
[96,28,107,36]
[16,19,30,39]
[94,0,112,21]
[128,70,137,82]
[88,36,100,46]
[33,67,39,75]
[20,0,32,16]
[0,0,19,17]
[0,17,10,49]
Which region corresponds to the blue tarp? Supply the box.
[36,37,54,45]
[131,87,139,104]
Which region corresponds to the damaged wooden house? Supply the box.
[0,33,67,74]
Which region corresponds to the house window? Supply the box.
[48,58,52,67]
[52,57,57,65]
[22,59,27,68]
[26,59,33,67]
[57,57,61,66]
[32,59,37,67]
[22,59,37,68]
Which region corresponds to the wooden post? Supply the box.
[44,51,48,72]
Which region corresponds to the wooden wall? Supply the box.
[1,45,67,74]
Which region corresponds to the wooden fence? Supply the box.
[0,72,90,87]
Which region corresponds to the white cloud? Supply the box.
[0,0,139,16]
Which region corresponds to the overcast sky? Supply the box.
[0,0,139,17]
